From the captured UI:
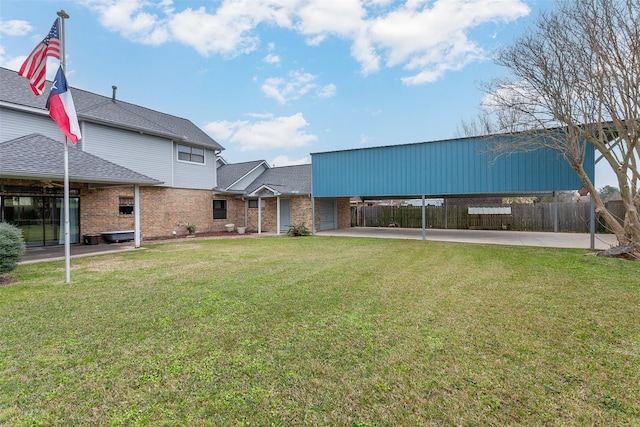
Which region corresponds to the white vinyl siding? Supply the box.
[0,108,65,142]
[82,123,173,185]
[173,143,216,189]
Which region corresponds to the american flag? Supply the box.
[18,19,61,96]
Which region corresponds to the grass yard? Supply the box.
[1,236,639,426]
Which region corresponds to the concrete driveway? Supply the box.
[316,227,618,250]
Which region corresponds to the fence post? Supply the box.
[553,191,559,232]
[444,197,448,229]
[422,195,426,240]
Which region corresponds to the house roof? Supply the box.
[216,160,268,190]
[0,134,162,185]
[0,67,223,151]
[245,164,312,196]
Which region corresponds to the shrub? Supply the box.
[0,223,26,274]
[287,222,310,236]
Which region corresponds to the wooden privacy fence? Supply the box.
[351,201,625,233]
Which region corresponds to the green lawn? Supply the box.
[1,236,639,426]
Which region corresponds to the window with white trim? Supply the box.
[177,144,205,164]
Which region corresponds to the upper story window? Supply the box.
[177,144,205,164]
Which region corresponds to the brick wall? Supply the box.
[83,186,241,239]
[1,178,352,241]
[336,197,351,228]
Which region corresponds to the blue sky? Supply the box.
[0,0,617,188]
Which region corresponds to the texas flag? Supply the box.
[46,66,81,144]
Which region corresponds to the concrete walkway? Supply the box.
[20,242,137,264]
[20,227,617,264]
[316,227,618,250]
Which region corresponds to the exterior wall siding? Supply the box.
[1,108,64,142]
[82,123,174,185]
[173,143,217,189]
[312,137,595,197]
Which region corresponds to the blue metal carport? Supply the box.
[311,134,596,244]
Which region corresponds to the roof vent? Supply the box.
[111,85,117,102]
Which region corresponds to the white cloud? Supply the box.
[317,83,336,99]
[79,0,530,83]
[204,112,318,152]
[261,70,335,104]
[83,0,171,45]
[263,53,280,65]
[270,155,310,167]
[0,19,32,36]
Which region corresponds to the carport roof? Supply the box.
[0,134,162,186]
[311,134,594,198]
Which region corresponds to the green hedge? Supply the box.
[0,223,26,274]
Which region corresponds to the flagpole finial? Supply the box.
[57,10,69,19]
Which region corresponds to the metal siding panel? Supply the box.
[311,136,592,197]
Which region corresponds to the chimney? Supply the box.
[111,85,117,102]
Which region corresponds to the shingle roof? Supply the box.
[0,67,223,151]
[0,134,162,185]
[245,164,312,195]
[216,160,268,190]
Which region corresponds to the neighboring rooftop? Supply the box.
[217,161,312,196]
[245,164,312,195]
[217,160,268,190]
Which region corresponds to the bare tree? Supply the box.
[471,0,639,251]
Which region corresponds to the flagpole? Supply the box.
[57,10,71,283]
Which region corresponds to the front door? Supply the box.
[279,198,291,232]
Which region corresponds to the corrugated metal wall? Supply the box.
[311,136,594,197]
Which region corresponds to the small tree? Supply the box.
[0,223,26,274]
[598,185,621,203]
[465,0,639,251]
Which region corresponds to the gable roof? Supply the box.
[216,160,268,190]
[0,67,223,151]
[245,164,312,196]
[0,134,161,185]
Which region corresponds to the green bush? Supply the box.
[0,223,26,274]
[287,222,310,236]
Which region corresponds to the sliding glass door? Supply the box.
[1,196,79,247]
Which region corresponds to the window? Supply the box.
[248,199,265,208]
[177,145,205,164]
[213,199,227,219]
[119,196,134,215]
